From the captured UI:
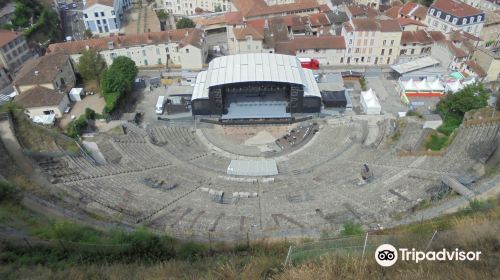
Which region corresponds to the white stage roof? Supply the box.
[227,159,278,177]
[192,53,321,100]
[391,56,440,75]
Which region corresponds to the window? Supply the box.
[430,8,435,15]
[94,12,99,17]
[340,57,343,63]
[165,47,169,52]
[156,48,160,55]
[97,20,101,25]
[470,17,474,23]
[84,13,88,18]
[142,50,146,56]
[383,40,386,46]
[411,49,415,54]
[436,11,441,17]
[111,11,115,16]
[101,12,105,17]
[452,18,457,24]
[349,39,352,45]
[445,15,450,21]
[186,48,189,54]
[478,15,482,21]
[389,49,392,55]
[391,40,394,46]
[463,18,467,25]
[381,49,385,55]
[144,59,148,65]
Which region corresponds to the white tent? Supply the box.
[445,79,463,93]
[69,88,83,102]
[360,88,381,115]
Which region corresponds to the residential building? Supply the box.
[227,23,266,54]
[14,86,70,119]
[275,35,346,65]
[472,46,500,82]
[342,18,402,65]
[464,0,500,12]
[431,40,469,70]
[385,2,428,23]
[0,30,32,73]
[399,30,445,62]
[13,53,76,95]
[481,10,500,45]
[231,0,322,20]
[83,0,132,35]
[345,4,379,19]
[353,0,380,9]
[425,0,485,37]
[12,53,75,120]
[47,29,207,70]
[0,66,11,89]
[158,0,231,15]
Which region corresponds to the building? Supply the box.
[227,20,267,54]
[425,0,485,37]
[472,47,500,82]
[158,0,231,15]
[385,2,428,23]
[12,53,75,122]
[275,35,346,65]
[83,0,132,35]
[481,10,500,45]
[14,86,70,120]
[342,18,402,65]
[464,0,500,11]
[231,0,322,20]
[0,67,11,89]
[13,53,76,95]
[0,30,32,73]
[191,53,322,119]
[47,29,207,70]
[399,30,445,62]
[431,40,469,71]
[345,4,379,19]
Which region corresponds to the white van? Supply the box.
[155,96,165,114]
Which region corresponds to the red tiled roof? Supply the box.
[0,30,21,47]
[14,86,65,108]
[399,2,428,19]
[233,25,265,40]
[445,40,467,57]
[448,29,481,42]
[47,29,205,55]
[344,18,402,32]
[319,4,331,13]
[247,19,266,29]
[275,35,346,54]
[398,18,427,27]
[428,31,447,42]
[346,4,379,18]
[225,12,244,25]
[309,13,331,27]
[379,19,402,32]
[401,30,434,44]
[233,0,320,17]
[385,5,401,19]
[431,0,482,17]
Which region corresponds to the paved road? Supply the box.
[59,2,86,41]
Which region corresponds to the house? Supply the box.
[231,0,322,20]
[47,29,207,70]
[481,10,500,46]
[471,46,500,82]
[463,0,500,11]
[12,53,75,122]
[275,35,346,65]
[13,53,76,95]
[385,2,428,23]
[83,0,132,35]
[399,30,445,62]
[397,18,428,31]
[0,30,33,73]
[13,86,70,120]
[227,23,266,54]
[431,40,469,71]
[158,0,231,15]
[425,0,485,37]
[345,4,379,19]
[342,18,402,65]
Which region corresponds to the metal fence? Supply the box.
[285,231,439,265]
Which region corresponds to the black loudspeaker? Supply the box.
[289,85,304,113]
[209,87,224,115]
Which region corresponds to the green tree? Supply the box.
[100,56,138,113]
[77,49,106,83]
[176,17,195,29]
[437,84,488,116]
[157,10,168,21]
[83,29,93,39]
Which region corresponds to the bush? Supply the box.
[176,17,195,29]
[177,242,208,261]
[437,113,462,136]
[0,180,21,204]
[340,221,364,236]
[66,115,88,138]
[84,108,96,120]
[100,57,138,113]
[425,134,448,151]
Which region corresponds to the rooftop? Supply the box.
[232,0,321,17]
[391,56,441,74]
[275,35,346,54]
[14,86,65,108]
[14,53,70,86]
[0,30,21,47]
[431,0,482,17]
[47,29,204,54]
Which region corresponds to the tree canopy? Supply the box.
[176,17,195,29]
[100,56,138,113]
[437,84,489,117]
[77,49,106,83]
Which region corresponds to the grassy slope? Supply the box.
[0,194,498,280]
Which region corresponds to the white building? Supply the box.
[83,0,132,35]
[47,29,207,70]
[425,0,485,37]
[158,0,231,15]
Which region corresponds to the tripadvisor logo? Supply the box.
[375,244,482,267]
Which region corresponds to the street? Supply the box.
[59,1,86,41]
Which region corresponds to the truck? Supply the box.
[155,96,165,114]
[298,57,320,70]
